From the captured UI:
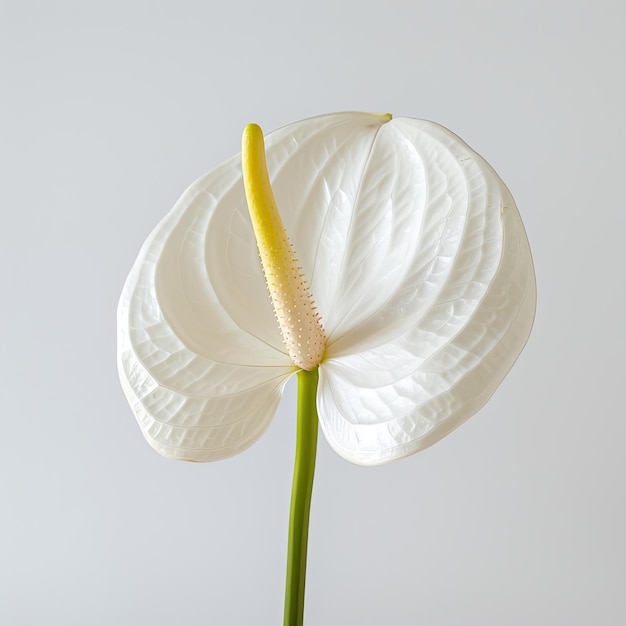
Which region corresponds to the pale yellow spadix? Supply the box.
[242,124,326,370]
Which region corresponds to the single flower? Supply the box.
[117,112,536,466]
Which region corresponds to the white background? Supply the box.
[1,1,625,624]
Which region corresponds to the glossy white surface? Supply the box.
[118,113,536,464]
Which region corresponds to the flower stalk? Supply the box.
[284,368,319,626]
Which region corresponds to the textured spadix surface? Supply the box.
[117,112,536,465]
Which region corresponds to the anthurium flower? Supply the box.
[118,112,536,466]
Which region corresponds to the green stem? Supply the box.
[284,367,319,626]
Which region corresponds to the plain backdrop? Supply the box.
[1,1,624,624]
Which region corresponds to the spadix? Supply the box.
[242,124,326,371]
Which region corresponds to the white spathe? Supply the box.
[117,112,536,466]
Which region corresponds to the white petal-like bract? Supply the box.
[118,112,536,464]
